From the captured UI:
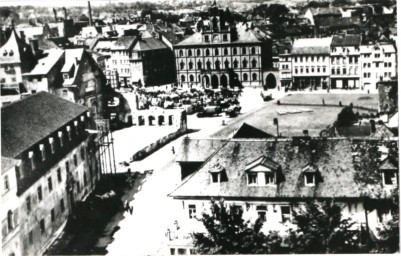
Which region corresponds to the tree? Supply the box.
[334,105,358,127]
[288,200,364,253]
[374,188,399,253]
[193,199,282,254]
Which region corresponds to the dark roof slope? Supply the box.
[136,37,169,51]
[1,157,19,174]
[331,34,361,47]
[176,138,227,162]
[1,92,88,158]
[170,138,392,199]
[232,123,274,139]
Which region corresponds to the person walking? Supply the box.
[171,146,175,154]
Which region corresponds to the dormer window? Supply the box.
[209,163,227,184]
[379,157,398,187]
[74,121,79,135]
[49,137,55,154]
[302,164,321,186]
[66,126,71,140]
[245,156,282,187]
[63,73,69,80]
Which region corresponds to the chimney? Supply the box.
[19,31,26,43]
[370,120,376,134]
[29,39,39,56]
[303,130,309,136]
[63,7,67,20]
[88,1,93,27]
[53,8,58,22]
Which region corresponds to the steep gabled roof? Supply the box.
[1,92,88,158]
[379,157,398,171]
[24,49,64,76]
[0,28,35,65]
[232,123,274,139]
[134,37,169,51]
[244,155,280,171]
[112,35,137,51]
[176,138,227,162]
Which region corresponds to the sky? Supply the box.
[0,0,161,7]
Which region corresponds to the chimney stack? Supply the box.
[29,39,39,57]
[370,120,376,134]
[53,8,58,22]
[63,7,67,20]
[19,31,26,43]
[88,1,93,27]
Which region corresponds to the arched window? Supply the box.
[215,60,220,70]
[180,61,185,70]
[224,59,229,69]
[188,49,192,56]
[243,73,248,81]
[189,74,194,82]
[197,49,201,56]
[233,59,238,68]
[7,210,13,230]
[252,73,257,81]
[206,49,210,56]
[189,61,194,69]
[181,75,186,82]
[252,59,257,68]
[233,47,237,55]
[242,59,248,68]
[179,50,183,57]
[206,60,211,70]
[242,47,247,54]
[251,47,256,54]
[224,48,228,56]
[215,48,219,55]
[197,60,202,70]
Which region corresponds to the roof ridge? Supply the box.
[168,138,231,197]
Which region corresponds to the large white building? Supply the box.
[279,35,397,91]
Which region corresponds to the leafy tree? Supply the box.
[374,188,399,253]
[334,105,358,127]
[288,200,364,253]
[193,199,282,254]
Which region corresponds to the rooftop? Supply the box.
[1,157,20,175]
[331,34,361,47]
[1,92,88,158]
[24,49,64,76]
[134,37,169,51]
[291,37,332,55]
[170,138,395,200]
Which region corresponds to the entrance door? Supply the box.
[211,75,218,89]
[220,74,228,87]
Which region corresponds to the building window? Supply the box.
[215,48,219,55]
[179,50,183,57]
[224,48,228,55]
[215,60,220,70]
[58,131,63,147]
[281,206,291,222]
[206,49,210,56]
[40,219,45,234]
[311,67,315,73]
[252,73,257,81]
[40,144,46,161]
[205,35,209,42]
[60,198,65,212]
[181,75,186,82]
[223,34,228,41]
[295,68,298,74]
[180,62,184,70]
[197,61,202,69]
[252,59,257,68]
[251,47,256,55]
[233,47,237,55]
[80,148,85,160]
[384,172,396,185]
[51,208,55,222]
[304,173,315,186]
[73,154,78,166]
[49,137,55,154]
[48,177,53,192]
[337,68,340,75]
[242,59,248,68]
[206,61,211,70]
[188,49,192,56]
[57,168,62,183]
[294,57,297,63]
[248,173,257,185]
[26,196,31,212]
[376,63,379,68]
[224,59,229,69]
[37,186,43,201]
[29,151,35,170]
[65,161,70,173]
[242,47,247,54]
[189,75,194,82]
[306,67,309,73]
[256,206,267,221]
[196,49,201,56]
[243,73,248,81]
[189,62,193,69]
[7,210,14,230]
[189,205,196,219]
[343,68,346,74]
[323,66,326,73]
[265,172,275,185]
[29,230,33,245]
[211,173,219,183]
[233,60,238,68]
[375,53,380,58]
[4,175,9,192]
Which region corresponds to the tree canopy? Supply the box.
[334,105,358,127]
[193,199,282,254]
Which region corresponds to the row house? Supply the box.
[174,4,272,89]
[92,32,175,88]
[167,136,399,254]
[278,35,397,91]
[1,92,101,255]
[2,157,22,256]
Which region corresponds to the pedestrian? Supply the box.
[172,146,175,154]
[127,168,131,175]
[129,205,133,215]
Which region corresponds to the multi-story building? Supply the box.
[1,92,101,255]
[290,37,332,90]
[330,35,361,89]
[167,136,398,254]
[91,32,175,88]
[174,3,272,89]
[279,36,397,91]
[360,43,397,92]
[2,157,22,256]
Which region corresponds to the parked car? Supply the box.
[197,106,222,117]
[225,105,241,117]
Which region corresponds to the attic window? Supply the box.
[3,50,7,56]
[247,173,257,185]
[39,144,46,161]
[66,126,71,140]
[265,172,276,185]
[58,131,63,146]
[209,163,227,183]
[9,50,14,56]
[63,73,69,80]
[28,151,35,170]
[49,137,55,154]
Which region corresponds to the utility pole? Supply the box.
[273,118,279,137]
